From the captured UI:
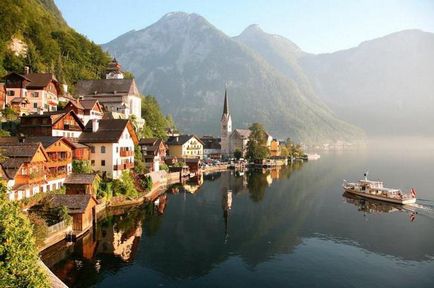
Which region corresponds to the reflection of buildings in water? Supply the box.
[222,189,232,243]
[112,223,143,261]
[183,174,204,194]
[269,167,281,180]
[343,192,402,214]
[154,194,168,215]
[266,174,273,186]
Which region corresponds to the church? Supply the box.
[220,90,273,158]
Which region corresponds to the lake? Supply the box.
[41,144,434,288]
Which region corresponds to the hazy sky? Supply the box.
[55,0,434,54]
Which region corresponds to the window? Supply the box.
[116,147,119,153]
[91,160,95,165]
[32,92,39,97]
[33,103,38,108]
[101,146,106,153]
[101,160,106,166]
[90,146,95,153]
[6,90,15,96]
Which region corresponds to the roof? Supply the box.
[200,136,221,150]
[64,173,98,185]
[79,99,100,110]
[166,135,203,146]
[79,119,138,144]
[232,129,251,139]
[50,194,95,214]
[20,110,85,130]
[10,97,29,104]
[0,142,47,179]
[75,79,138,96]
[25,73,58,89]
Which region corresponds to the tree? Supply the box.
[134,145,146,175]
[0,181,50,287]
[233,149,242,160]
[280,145,289,157]
[141,95,170,139]
[246,123,270,161]
[72,160,93,174]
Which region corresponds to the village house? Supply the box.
[64,99,104,125]
[75,59,144,127]
[78,119,138,179]
[0,141,49,201]
[166,135,204,159]
[9,96,29,115]
[20,110,85,138]
[138,138,167,172]
[50,194,97,233]
[270,139,281,157]
[63,173,99,196]
[200,136,221,159]
[3,69,61,113]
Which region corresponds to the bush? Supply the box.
[0,181,50,287]
[112,171,139,199]
[159,163,169,171]
[28,212,49,248]
[98,180,113,201]
[142,175,153,191]
[72,160,93,173]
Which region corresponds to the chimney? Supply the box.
[18,134,26,143]
[92,119,99,132]
[24,66,30,75]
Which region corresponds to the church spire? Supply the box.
[223,88,229,115]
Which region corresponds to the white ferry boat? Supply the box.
[342,173,416,205]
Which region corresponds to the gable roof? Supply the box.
[25,73,58,89]
[78,119,138,144]
[232,129,251,139]
[166,135,204,146]
[64,173,98,185]
[20,110,85,130]
[50,194,96,214]
[75,79,138,96]
[0,142,48,179]
[79,99,101,111]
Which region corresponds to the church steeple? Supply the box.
[220,88,232,156]
[223,88,229,115]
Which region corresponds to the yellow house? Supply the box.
[166,135,204,159]
[270,139,280,157]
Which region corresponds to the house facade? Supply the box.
[78,119,138,179]
[3,71,61,113]
[166,135,204,159]
[20,110,85,138]
[0,141,49,201]
[200,136,221,159]
[138,138,167,172]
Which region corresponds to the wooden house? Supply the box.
[50,194,97,232]
[138,138,167,172]
[20,110,85,138]
[64,174,99,196]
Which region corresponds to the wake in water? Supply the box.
[404,200,434,220]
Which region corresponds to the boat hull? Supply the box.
[344,188,416,205]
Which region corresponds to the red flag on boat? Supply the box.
[410,188,416,198]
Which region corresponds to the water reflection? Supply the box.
[41,157,434,287]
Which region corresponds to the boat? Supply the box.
[306,153,321,160]
[342,173,416,205]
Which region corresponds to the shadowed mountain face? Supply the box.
[102,12,364,143]
[300,30,434,136]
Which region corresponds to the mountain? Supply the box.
[0,0,110,84]
[102,12,364,143]
[300,30,434,136]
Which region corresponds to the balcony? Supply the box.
[113,163,135,171]
[46,158,71,167]
[120,150,134,157]
[47,172,67,180]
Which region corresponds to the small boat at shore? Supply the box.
[342,173,416,205]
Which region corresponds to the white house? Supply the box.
[78,119,138,179]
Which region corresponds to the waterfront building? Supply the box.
[138,138,167,172]
[220,89,232,157]
[20,110,85,138]
[166,134,204,159]
[270,139,281,157]
[3,69,61,113]
[0,83,5,110]
[78,119,138,179]
[50,194,97,232]
[200,136,221,159]
[63,173,99,196]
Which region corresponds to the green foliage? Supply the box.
[159,163,169,171]
[0,120,19,136]
[233,149,242,160]
[0,0,110,84]
[134,145,146,174]
[284,138,303,158]
[0,107,18,121]
[0,182,50,287]
[0,129,10,136]
[53,205,71,225]
[97,180,113,201]
[246,123,270,161]
[27,212,48,248]
[174,161,186,167]
[72,160,93,174]
[112,171,139,198]
[141,95,171,139]
[142,175,153,191]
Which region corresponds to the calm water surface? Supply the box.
[42,146,434,287]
